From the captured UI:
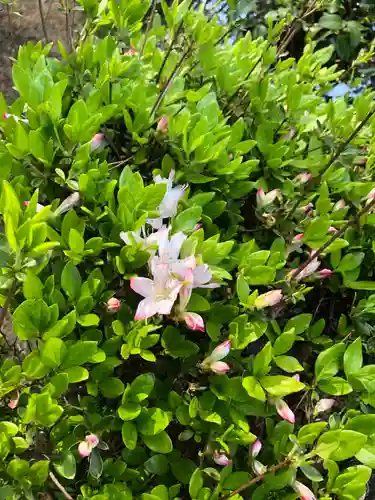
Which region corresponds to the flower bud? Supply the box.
[293,233,304,242]
[78,441,91,457]
[157,116,168,133]
[302,203,313,213]
[125,46,137,56]
[91,132,105,152]
[54,192,80,216]
[275,398,295,424]
[213,451,232,466]
[293,481,316,500]
[183,312,205,332]
[328,226,337,233]
[210,361,230,374]
[250,439,262,457]
[295,172,312,184]
[24,201,44,213]
[107,297,121,313]
[208,340,231,362]
[319,269,333,278]
[8,391,19,410]
[333,199,346,210]
[86,434,99,447]
[254,290,283,309]
[252,460,267,475]
[314,398,336,415]
[293,374,300,382]
[3,112,9,120]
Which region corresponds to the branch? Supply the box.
[155,21,184,85]
[220,459,291,500]
[290,197,375,280]
[38,0,49,42]
[140,0,157,58]
[0,279,16,348]
[49,472,74,500]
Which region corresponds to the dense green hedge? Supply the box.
[0,1,375,499]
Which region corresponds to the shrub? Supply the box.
[0,1,375,499]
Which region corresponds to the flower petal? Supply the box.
[78,441,91,457]
[134,297,159,320]
[130,277,154,298]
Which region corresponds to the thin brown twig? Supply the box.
[220,458,291,499]
[155,22,183,84]
[0,279,16,348]
[291,197,375,280]
[140,0,157,58]
[38,0,49,42]
[49,472,74,500]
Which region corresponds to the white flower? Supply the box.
[54,192,80,216]
[148,170,187,229]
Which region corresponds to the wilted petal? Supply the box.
[250,439,262,457]
[54,192,80,216]
[183,312,204,332]
[252,460,267,475]
[333,199,346,210]
[157,116,168,133]
[8,391,20,410]
[209,340,232,362]
[314,398,336,414]
[210,361,230,374]
[367,188,375,200]
[130,277,154,298]
[254,290,283,309]
[275,398,295,424]
[295,172,312,184]
[213,451,232,466]
[293,481,316,500]
[78,441,91,457]
[328,226,337,233]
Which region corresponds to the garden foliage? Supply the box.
[1,0,375,499]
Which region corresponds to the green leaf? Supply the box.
[118,402,142,421]
[41,338,67,369]
[122,422,138,450]
[127,373,155,402]
[13,299,50,340]
[69,228,85,254]
[23,272,44,300]
[274,355,303,373]
[298,422,327,445]
[189,469,204,499]
[22,352,47,379]
[245,266,275,285]
[89,448,103,479]
[28,460,49,486]
[337,253,364,273]
[144,455,170,475]
[174,207,202,232]
[62,341,98,367]
[318,377,353,396]
[316,430,367,461]
[0,422,18,436]
[140,184,167,211]
[344,338,363,379]
[260,375,305,397]
[7,459,29,480]
[300,464,324,482]
[187,293,210,312]
[54,452,76,479]
[142,431,173,454]
[242,376,266,401]
[61,261,82,300]
[319,13,343,30]
[253,342,272,377]
[100,378,125,398]
[273,329,296,356]
[346,415,375,436]
[315,343,345,382]
[236,274,249,303]
[62,366,89,383]
[137,408,170,436]
[162,326,199,358]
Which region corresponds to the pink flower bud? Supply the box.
[314,398,336,414]
[213,451,232,466]
[275,398,295,424]
[209,340,232,362]
[210,361,230,374]
[91,132,105,151]
[157,116,168,133]
[296,172,312,184]
[333,199,346,210]
[86,434,99,448]
[250,439,262,457]
[319,269,333,278]
[302,203,313,213]
[328,226,337,233]
[3,112,9,120]
[293,481,316,500]
[107,297,121,313]
[293,233,304,242]
[254,290,283,309]
[8,391,19,410]
[256,188,280,208]
[293,374,300,382]
[125,46,137,56]
[252,460,267,475]
[183,312,205,332]
[78,441,91,457]
[24,201,44,213]
[368,188,375,200]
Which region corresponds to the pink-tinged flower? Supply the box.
[328,226,337,233]
[256,188,280,209]
[293,233,304,242]
[3,112,9,120]
[367,188,375,200]
[120,226,169,256]
[314,398,336,414]
[107,297,121,312]
[208,340,232,362]
[54,192,80,216]
[295,172,312,184]
[91,132,105,152]
[254,290,283,309]
[302,203,313,213]
[294,253,320,281]
[24,201,44,213]
[130,269,182,321]
[319,269,333,278]
[157,116,168,133]
[250,439,262,457]
[293,374,300,382]
[125,46,137,56]
[183,312,205,332]
[333,199,346,210]
[148,171,187,229]
[252,460,267,475]
[8,391,20,410]
[275,398,295,424]
[213,451,232,466]
[292,481,316,500]
[209,361,230,374]
[78,434,99,457]
[2,112,28,124]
